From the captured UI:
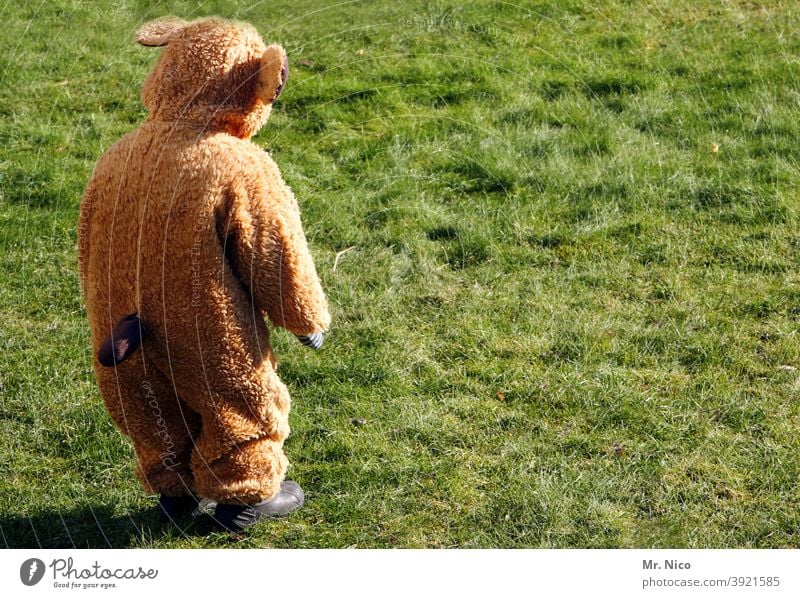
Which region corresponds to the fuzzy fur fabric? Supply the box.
[77,17,330,504]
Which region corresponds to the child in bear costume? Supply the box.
[77,17,331,531]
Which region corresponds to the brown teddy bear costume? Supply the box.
[77,17,330,530]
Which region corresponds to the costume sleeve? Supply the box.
[216,166,331,336]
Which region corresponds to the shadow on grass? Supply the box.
[0,505,215,548]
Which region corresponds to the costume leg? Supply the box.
[95,356,201,497]
[189,368,291,504]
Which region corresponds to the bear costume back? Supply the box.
[77,17,330,508]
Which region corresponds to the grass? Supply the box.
[2,0,800,548]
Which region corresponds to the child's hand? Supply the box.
[296,332,324,350]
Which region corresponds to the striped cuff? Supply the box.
[296,332,324,350]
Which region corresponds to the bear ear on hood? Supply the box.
[136,18,187,47]
[256,44,289,103]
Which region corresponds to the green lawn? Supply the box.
[2,0,800,548]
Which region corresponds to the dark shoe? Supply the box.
[157,494,200,523]
[214,481,305,531]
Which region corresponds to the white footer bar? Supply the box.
[1,549,797,597]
